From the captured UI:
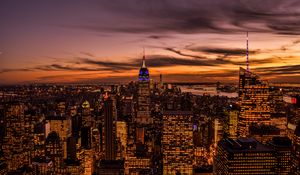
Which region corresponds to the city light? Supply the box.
[1,1,300,175]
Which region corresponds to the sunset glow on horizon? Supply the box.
[1,0,300,84]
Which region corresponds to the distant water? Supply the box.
[179,85,238,98]
[180,85,293,103]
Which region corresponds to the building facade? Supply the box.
[162,111,194,175]
[214,138,277,175]
[136,55,151,124]
[238,68,271,137]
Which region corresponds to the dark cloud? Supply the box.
[81,53,279,71]
[64,0,300,35]
[70,1,234,34]
[0,68,33,74]
[36,64,114,72]
[147,35,172,39]
[37,73,97,81]
[188,47,260,57]
[0,64,114,73]
[0,55,218,74]
[164,47,207,59]
[163,46,280,66]
[256,64,300,75]
[138,55,212,67]
[80,58,135,70]
[82,55,213,69]
[280,39,300,51]
[80,52,95,57]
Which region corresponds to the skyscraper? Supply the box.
[224,105,239,139]
[104,92,116,160]
[137,54,152,124]
[238,33,271,137]
[81,100,92,127]
[238,67,271,137]
[162,110,194,175]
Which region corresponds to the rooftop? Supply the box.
[221,138,273,153]
[249,124,280,135]
[269,136,292,148]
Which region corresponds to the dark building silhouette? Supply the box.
[72,114,82,138]
[104,93,116,160]
[67,136,77,161]
[81,126,91,150]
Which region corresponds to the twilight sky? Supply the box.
[1,0,300,84]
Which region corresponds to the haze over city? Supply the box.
[1,0,300,84]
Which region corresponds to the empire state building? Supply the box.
[136,54,152,124]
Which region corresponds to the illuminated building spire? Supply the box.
[142,47,146,68]
[138,48,149,81]
[246,31,249,72]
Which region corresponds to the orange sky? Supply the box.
[1,0,300,84]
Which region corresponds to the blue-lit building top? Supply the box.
[138,57,149,81]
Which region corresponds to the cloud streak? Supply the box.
[1,0,300,84]
[64,0,300,35]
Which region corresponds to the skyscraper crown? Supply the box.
[138,50,149,81]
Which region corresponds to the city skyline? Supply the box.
[1,20,300,174]
[1,0,300,84]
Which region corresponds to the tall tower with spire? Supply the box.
[137,50,151,124]
[238,32,271,137]
[138,50,149,82]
